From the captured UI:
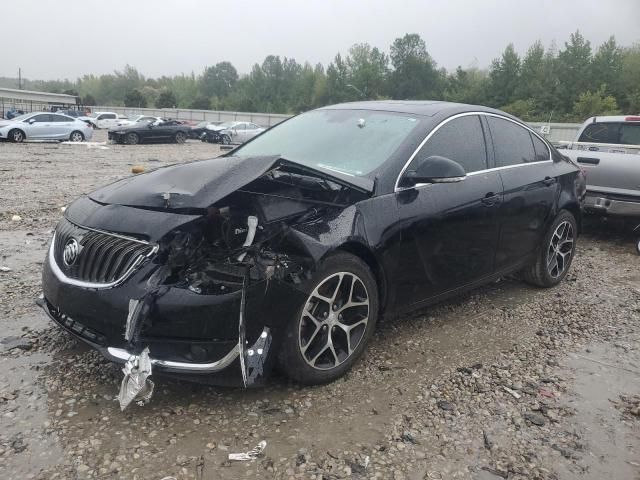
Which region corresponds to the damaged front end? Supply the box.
[39,156,371,406]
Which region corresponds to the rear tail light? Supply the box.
[624,116,640,122]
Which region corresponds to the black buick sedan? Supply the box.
[40,101,585,389]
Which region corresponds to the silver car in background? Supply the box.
[0,112,94,143]
[204,121,265,144]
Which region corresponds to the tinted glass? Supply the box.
[487,117,536,167]
[235,109,421,176]
[620,124,640,146]
[412,115,487,173]
[31,114,52,122]
[51,114,71,122]
[530,133,550,161]
[578,123,619,143]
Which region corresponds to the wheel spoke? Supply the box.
[298,271,370,371]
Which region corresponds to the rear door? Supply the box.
[392,114,503,306]
[485,115,558,271]
[233,123,247,143]
[51,114,74,139]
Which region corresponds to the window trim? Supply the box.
[394,111,553,192]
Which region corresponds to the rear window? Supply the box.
[578,123,619,143]
[531,133,551,161]
[487,116,536,167]
[620,124,640,146]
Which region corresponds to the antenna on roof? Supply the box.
[18,68,22,90]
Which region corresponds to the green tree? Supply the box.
[573,85,620,119]
[556,31,593,112]
[156,90,177,108]
[620,43,640,112]
[189,95,211,110]
[516,41,545,103]
[200,62,238,98]
[389,33,442,99]
[124,89,147,107]
[82,93,96,106]
[444,66,489,105]
[488,43,521,107]
[345,43,388,100]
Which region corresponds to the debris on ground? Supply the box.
[131,166,145,174]
[228,441,267,461]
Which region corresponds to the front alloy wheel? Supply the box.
[299,272,370,370]
[279,252,378,384]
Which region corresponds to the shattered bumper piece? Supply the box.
[228,440,267,461]
[118,347,155,411]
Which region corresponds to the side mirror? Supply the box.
[403,155,466,187]
[28,119,37,124]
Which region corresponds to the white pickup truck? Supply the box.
[557,115,640,217]
[78,111,129,129]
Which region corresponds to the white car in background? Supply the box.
[79,111,128,129]
[0,112,94,143]
[116,115,163,126]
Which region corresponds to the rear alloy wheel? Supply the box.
[69,131,84,142]
[523,210,577,287]
[221,134,231,145]
[636,238,640,255]
[174,131,187,144]
[9,129,25,143]
[279,252,378,384]
[125,132,139,145]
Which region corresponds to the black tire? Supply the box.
[8,129,25,143]
[636,238,640,255]
[523,210,577,287]
[174,131,187,144]
[125,132,139,145]
[69,130,84,142]
[221,134,231,145]
[278,252,378,385]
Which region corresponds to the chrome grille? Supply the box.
[53,218,156,285]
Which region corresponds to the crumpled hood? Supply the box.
[89,155,374,210]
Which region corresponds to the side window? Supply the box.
[249,123,260,130]
[412,115,488,173]
[530,133,551,161]
[105,114,117,120]
[51,114,70,122]
[235,123,246,130]
[487,117,536,167]
[31,114,52,123]
[578,123,619,144]
[620,124,640,146]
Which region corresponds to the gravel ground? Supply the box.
[1,131,639,480]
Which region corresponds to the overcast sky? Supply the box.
[3,0,639,80]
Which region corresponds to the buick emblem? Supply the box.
[63,239,80,266]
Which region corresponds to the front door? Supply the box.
[23,114,53,139]
[391,114,502,307]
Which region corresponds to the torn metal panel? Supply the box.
[118,347,154,411]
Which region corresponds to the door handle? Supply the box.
[576,157,600,165]
[481,192,500,206]
[543,176,556,186]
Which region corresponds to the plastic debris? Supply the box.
[11,215,22,222]
[118,347,154,411]
[228,440,267,461]
[131,166,145,174]
[0,266,11,272]
[503,386,521,400]
[61,206,66,212]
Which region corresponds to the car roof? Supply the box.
[583,115,640,124]
[319,100,510,118]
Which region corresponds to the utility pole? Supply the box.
[18,68,22,89]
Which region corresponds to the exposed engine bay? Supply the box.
[157,166,368,296]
